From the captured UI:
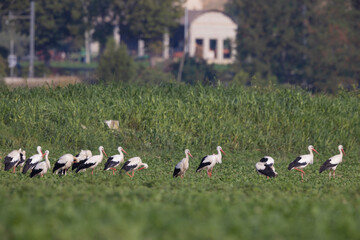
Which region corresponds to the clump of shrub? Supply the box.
[135,66,176,85]
[231,70,278,87]
[171,57,217,85]
[96,39,136,83]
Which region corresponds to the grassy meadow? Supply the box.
[0,83,359,240]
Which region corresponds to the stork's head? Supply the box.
[263,156,275,166]
[37,146,44,156]
[185,149,193,158]
[309,145,319,154]
[217,146,226,155]
[99,146,107,157]
[118,146,128,155]
[339,145,345,155]
[44,150,50,157]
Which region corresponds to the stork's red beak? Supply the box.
[122,149,128,155]
[313,148,319,154]
[221,149,226,155]
[342,149,345,156]
[42,152,46,157]
[188,152,193,158]
[103,150,107,157]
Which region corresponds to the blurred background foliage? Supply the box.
[0,0,359,91]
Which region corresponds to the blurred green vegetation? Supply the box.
[0,83,359,239]
[96,39,136,83]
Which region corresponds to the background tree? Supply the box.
[0,0,85,63]
[113,0,183,54]
[227,0,360,91]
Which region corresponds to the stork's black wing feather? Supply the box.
[319,159,337,173]
[4,156,17,171]
[53,162,66,173]
[196,156,211,172]
[288,157,307,170]
[75,162,95,173]
[30,168,43,178]
[257,165,277,178]
[173,167,181,177]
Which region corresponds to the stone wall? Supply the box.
[3,76,83,88]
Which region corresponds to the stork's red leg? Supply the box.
[126,172,132,177]
[91,169,94,175]
[13,166,16,173]
[294,168,305,174]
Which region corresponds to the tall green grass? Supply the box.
[0,83,359,240]
[0,83,359,158]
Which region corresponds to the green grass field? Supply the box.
[0,83,359,240]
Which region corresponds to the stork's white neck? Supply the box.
[184,152,189,163]
[216,149,222,163]
[37,147,42,155]
[118,149,124,158]
[45,153,50,169]
[338,147,343,157]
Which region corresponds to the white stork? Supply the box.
[4,148,25,173]
[255,156,278,179]
[22,146,45,174]
[15,150,26,170]
[173,149,193,178]
[53,154,79,175]
[319,145,345,178]
[72,149,92,171]
[288,145,319,180]
[196,146,225,177]
[104,146,128,175]
[30,150,50,178]
[121,157,148,178]
[75,146,107,175]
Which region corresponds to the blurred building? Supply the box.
[185,0,229,11]
[170,0,236,64]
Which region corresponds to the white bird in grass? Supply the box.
[22,146,45,174]
[319,145,345,179]
[30,150,50,178]
[173,149,193,178]
[4,149,25,173]
[255,156,278,179]
[121,157,148,178]
[196,146,225,177]
[75,146,107,175]
[53,154,79,175]
[288,145,319,180]
[104,146,128,175]
[72,150,92,171]
[15,150,26,170]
